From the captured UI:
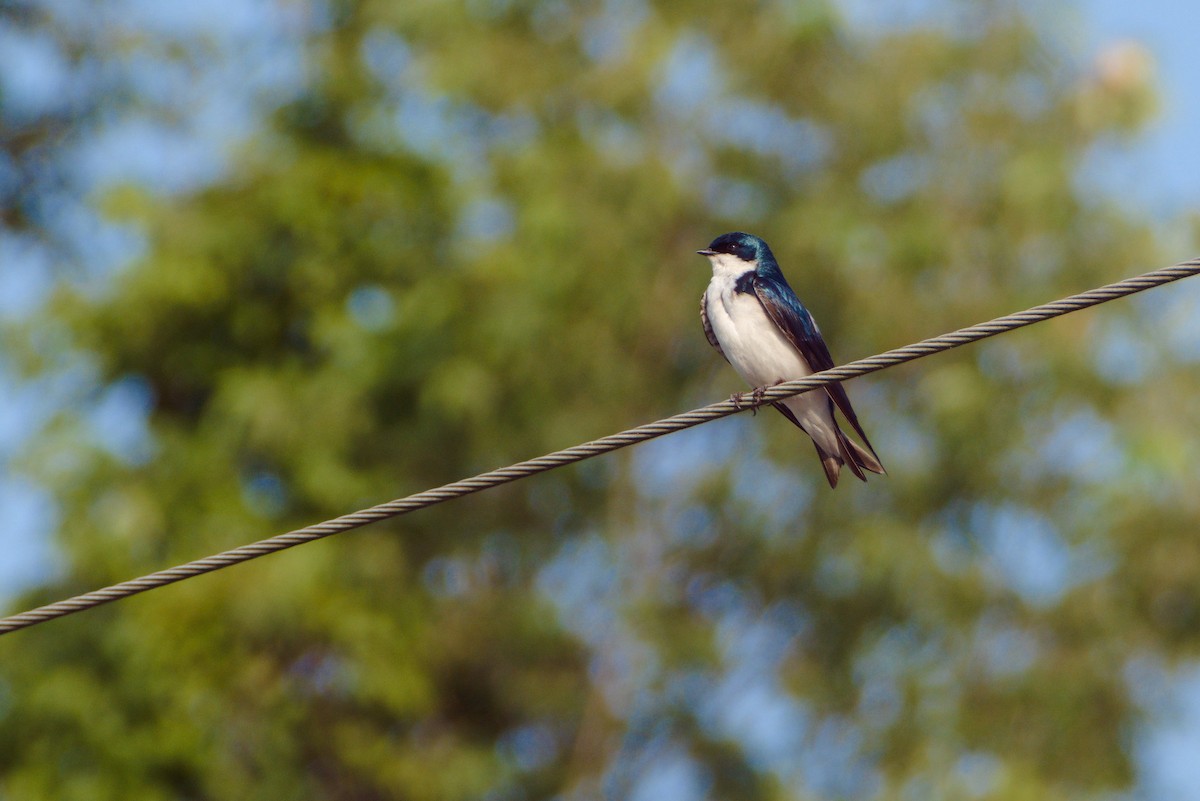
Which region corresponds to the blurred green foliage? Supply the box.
[2,0,1196,799]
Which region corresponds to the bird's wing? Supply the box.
[700,293,728,363]
[751,274,880,456]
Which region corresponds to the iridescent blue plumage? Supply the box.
[698,232,884,487]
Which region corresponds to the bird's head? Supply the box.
[697,232,774,277]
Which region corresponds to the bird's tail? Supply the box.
[814,427,885,489]
[814,440,843,489]
[843,429,885,476]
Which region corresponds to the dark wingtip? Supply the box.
[837,430,868,482]
[843,433,885,475]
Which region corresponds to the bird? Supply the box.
[697,232,885,488]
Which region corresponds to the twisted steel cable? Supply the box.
[2,257,1198,636]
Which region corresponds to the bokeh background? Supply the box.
[2,1,1200,798]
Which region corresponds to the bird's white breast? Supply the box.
[704,271,813,388]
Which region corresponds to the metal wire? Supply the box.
[2,257,1198,636]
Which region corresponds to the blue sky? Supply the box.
[1075,0,1200,217]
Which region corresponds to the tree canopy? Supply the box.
[2,1,1196,799]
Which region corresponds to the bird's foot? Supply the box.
[730,386,769,415]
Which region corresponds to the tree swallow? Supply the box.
[698,232,885,488]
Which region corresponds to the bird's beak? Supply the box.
[696,249,716,257]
